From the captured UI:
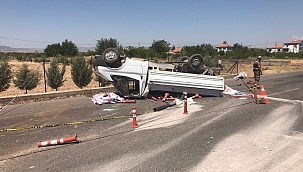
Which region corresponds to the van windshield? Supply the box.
[111,75,140,97]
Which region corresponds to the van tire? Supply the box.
[103,48,121,64]
[188,54,203,70]
[178,56,189,62]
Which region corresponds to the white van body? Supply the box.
[94,55,224,98]
[147,70,224,97]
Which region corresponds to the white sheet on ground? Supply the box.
[223,85,252,96]
[91,93,124,105]
[222,85,239,95]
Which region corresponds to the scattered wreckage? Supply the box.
[92,48,224,99]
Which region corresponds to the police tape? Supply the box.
[0,114,141,133]
[0,94,255,133]
[0,100,209,133]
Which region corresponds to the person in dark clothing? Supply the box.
[253,56,262,84]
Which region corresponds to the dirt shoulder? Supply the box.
[1,61,101,97]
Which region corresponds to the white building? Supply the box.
[215,43,234,53]
[267,45,284,53]
[283,40,303,53]
[267,40,303,53]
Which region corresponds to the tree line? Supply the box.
[0,57,92,94]
[1,38,303,94]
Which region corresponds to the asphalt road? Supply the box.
[1,71,303,172]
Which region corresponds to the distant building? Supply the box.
[168,47,183,54]
[267,40,303,53]
[215,43,234,53]
[267,44,284,53]
[283,40,303,53]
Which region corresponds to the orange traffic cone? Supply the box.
[260,85,270,104]
[38,134,78,147]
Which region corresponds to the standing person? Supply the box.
[253,56,262,84]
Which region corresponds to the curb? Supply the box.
[0,86,117,106]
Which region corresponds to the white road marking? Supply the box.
[266,88,302,111]
[268,88,300,96]
[103,109,114,111]
[267,97,302,104]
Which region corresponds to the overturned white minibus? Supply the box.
[93,48,224,98]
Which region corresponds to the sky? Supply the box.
[0,0,303,49]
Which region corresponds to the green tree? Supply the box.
[71,56,92,89]
[83,50,96,56]
[149,40,170,61]
[0,52,5,61]
[61,39,78,56]
[171,45,176,50]
[203,44,217,56]
[150,40,170,57]
[44,43,61,57]
[56,54,69,64]
[46,60,66,91]
[218,51,225,56]
[0,60,13,92]
[124,46,137,57]
[95,38,121,55]
[182,44,217,57]
[13,64,41,94]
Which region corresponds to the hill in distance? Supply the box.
[0,46,95,53]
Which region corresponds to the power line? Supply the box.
[0,36,149,47]
[246,42,284,47]
[76,43,96,46]
[0,36,287,49]
[0,36,52,44]
[0,36,97,47]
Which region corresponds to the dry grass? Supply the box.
[1,59,303,97]
[222,59,303,77]
[0,60,100,97]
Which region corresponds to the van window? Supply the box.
[111,75,140,97]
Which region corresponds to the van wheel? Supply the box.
[103,48,121,64]
[178,56,189,62]
[188,54,203,70]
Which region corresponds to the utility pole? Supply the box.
[43,57,47,92]
[0,38,1,52]
[275,41,277,58]
[138,42,140,48]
